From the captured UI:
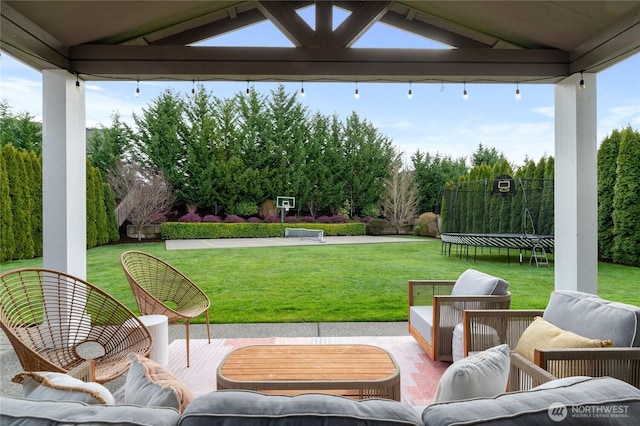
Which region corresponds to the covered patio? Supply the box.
[2,2,639,291]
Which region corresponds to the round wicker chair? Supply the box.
[0,268,153,384]
[120,251,211,367]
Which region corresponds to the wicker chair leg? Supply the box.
[185,321,191,368]
[205,311,211,344]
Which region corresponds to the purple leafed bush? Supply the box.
[330,215,347,223]
[302,216,316,223]
[360,216,372,224]
[263,215,279,223]
[150,213,168,224]
[247,216,262,223]
[202,215,222,222]
[179,213,201,222]
[284,216,297,223]
[317,215,332,223]
[224,214,246,223]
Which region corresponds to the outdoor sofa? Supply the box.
[2,376,640,425]
[463,289,640,390]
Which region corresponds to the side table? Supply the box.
[138,314,169,366]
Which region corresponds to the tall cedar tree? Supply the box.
[3,145,34,259]
[597,129,621,261]
[0,145,16,261]
[612,127,640,266]
[26,151,43,256]
[87,112,133,176]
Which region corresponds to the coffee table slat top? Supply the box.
[217,344,400,400]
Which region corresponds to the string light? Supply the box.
[515,83,521,100]
[75,73,80,91]
[135,80,140,98]
[579,72,586,90]
[463,82,469,100]
[246,81,250,97]
[440,80,445,93]
[354,82,359,99]
[191,80,195,96]
[407,82,413,100]
[300,82,305,98]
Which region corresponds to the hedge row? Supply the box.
[161,222,366,240]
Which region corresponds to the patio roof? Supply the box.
[3,1,639,83]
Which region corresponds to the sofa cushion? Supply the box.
[543,290,640,347]
[450,269,509,296]
[0,396,181,426]
[433,344,510,403]
[423,376,640,425]
[180,390,423,426]
[12,371,115,405]
[125,353,193,413]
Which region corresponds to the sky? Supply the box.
[1,5,639,168]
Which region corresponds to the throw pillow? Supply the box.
[12,371,115,404]
[125,353,193,413]
[514,317,613,377]
[432,344,510,403]
[514,317,613,363]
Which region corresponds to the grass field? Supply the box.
[2,237,638,323]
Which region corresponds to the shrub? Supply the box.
[224,214,245,223]
[284,216,297,223]
[367,218,390,236]
[229,200,259,217]
[202,215,222,222]
[263,215,278,223]
[413,212,440,238]
[317,215,331,223]
[360,216,372,224]
[302,216,316,223]
[179,213,201,222]
[330,215,346,223]
[150,213,168,224]
[247,216,262,223]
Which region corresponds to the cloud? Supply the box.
[532,106,554,118]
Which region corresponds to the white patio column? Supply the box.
[554,72,598,294]
[42,70,87,279]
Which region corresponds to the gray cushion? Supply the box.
[543,290,640,347]
[0,396,180,426]
[180,390,423,426]
[422,376,640,425]
[450,269,509,296]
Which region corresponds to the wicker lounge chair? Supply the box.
[408,269,511,362]
[463,290,640,391]
[120,251,211,367]
[0,268,153,384]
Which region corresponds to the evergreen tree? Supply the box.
[0,102,42,154]
[4,145,34,259]
[181,84,217,211]
[86,159,98,248]
[0,145,15,261]
[102,182,120,242]
[612,127,640,266]
[87,112,133,176]
[597,130,621,261]
[471,143,506,167]
[133,88,187,204]
[538,156,555,235]
[92,167,109,245]
[26,150,43,257]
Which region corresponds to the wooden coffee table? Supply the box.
[216,344,401,401]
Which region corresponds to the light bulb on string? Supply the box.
[354,82,360,99]
[191,80,195,96]
[300,82,305,98]
[75,73,80,91]
[515,83,521,100]
[246,81,251,97]
[579,72,586,90]
[407,82,413,100]
[135,80,140,98]
[463,82,469,100]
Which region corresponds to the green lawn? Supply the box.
[2,238,638,323]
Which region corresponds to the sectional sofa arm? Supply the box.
[462,309,545,353]
[408,280,456,306]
